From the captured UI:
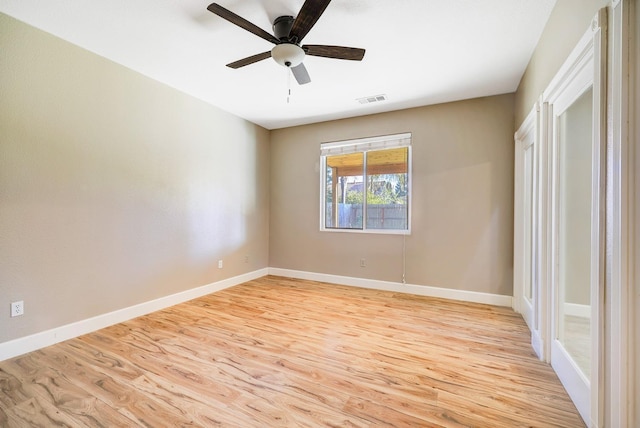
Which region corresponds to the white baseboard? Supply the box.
[0,268,268,362]
[551,340,590,424]
[531,328,544,361]
[564,303,591,318]
[268,268,513,307]
[1,267,513,362]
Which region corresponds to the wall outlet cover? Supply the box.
[11,301,24,317]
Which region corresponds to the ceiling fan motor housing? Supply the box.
[273,15,294,40]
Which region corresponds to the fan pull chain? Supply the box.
[287,69,292,104]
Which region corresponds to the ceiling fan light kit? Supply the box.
[271,44,305,67]
[207,0,365,85]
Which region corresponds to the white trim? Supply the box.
[591,11,608,428]
[318,226,410,236]
[543,24,597,103]
[564,303,591,318]
[531,328,544,359]
[608,0,636,426]
[0,268,268,362]
[539,96,552,363]
[542,9,607,426]
[319,139,412,235]
[513,124,524,314]
[268,268,513,307]
[513,104,539,337]
[551,339,591,424]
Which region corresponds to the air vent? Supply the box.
[357,94,387,104]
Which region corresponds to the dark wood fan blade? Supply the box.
[290,0,332,42]
[226,51,272,69]
[303,45,365,61]
[208,3,279,45]
[291,63,311,85]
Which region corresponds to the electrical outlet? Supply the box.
[218,260,223,269]
[360,258,366,267]
[10,301,24,317]
[244,255,249,263]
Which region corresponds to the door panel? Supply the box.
[556,88,593,378]
[540,9,606,425]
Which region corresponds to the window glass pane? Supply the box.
[320,133,411,233]
[325,152,364,229]
[365,147,409,230]
[557,87,593,377]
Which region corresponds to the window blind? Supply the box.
[320,132,411,156]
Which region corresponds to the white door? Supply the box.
[543,11,606,425]
[549,86,596,423]
[514,108,542,356]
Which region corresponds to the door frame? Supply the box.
[608,0,637,425]
[514,103,544,358]
[541,9,607,426]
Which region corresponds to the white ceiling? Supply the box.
[0,0,556,130]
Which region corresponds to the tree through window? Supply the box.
[320,133,411,233]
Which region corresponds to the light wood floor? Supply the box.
[0,276,584,427]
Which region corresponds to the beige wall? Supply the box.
[635,0,640,418]
[7,0,597,345]
[269,95,515,296]
[0,14,270,344]
[515,0,609,125]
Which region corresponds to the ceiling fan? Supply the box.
[207,0,365,85]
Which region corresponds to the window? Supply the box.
[320,133,411,234]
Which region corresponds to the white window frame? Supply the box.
[319,133,412,235]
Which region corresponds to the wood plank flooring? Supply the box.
[0,276,584,427]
